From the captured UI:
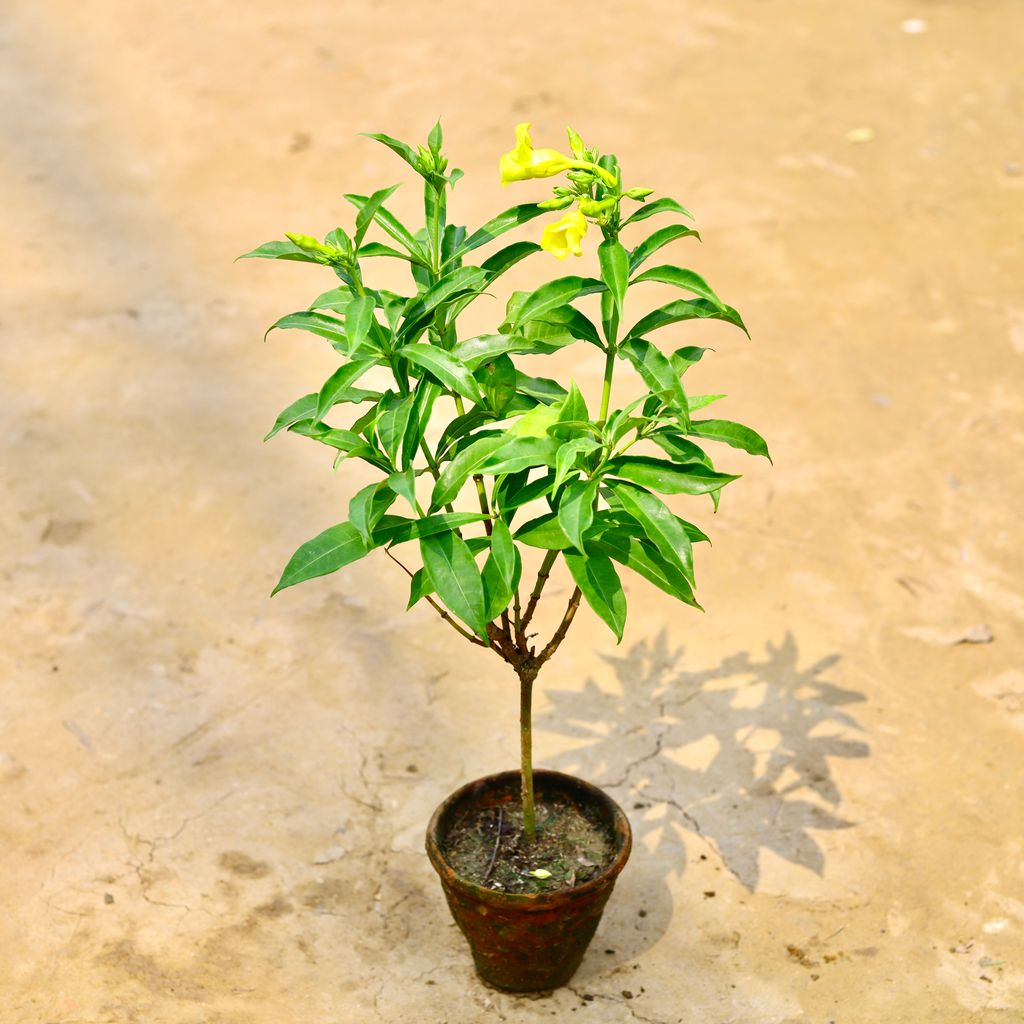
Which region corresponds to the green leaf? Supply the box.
[361,132,421,173]
[344,295,376,354]
[480,241,543,278]
[629,266,725,308]
[288,421,368,451]
[457,204,548,260]
[266,311,349,352]
[502,301,605,355]
[564,549,626,641]
[516,373,568,405]
[437,408,494,457]
[379,291,408,331]
[398,344,482,403]
[308,286,352,311]
[399,266,489,340]
[627,298,748,341]
[387,467,419,510]
[689,419,772,461]
[375,512,488,546]
[357,241,415,262]
[649,430,713,467]
[628,224,701,274]
[671,346,711,375]
[508,401,559,441]
[554,436,601,490]
[477,353,517,416]
[605,456,738,495]
[618,338,688,411]
[375,391,417,467]
[594,531,700,608]
[355,184,401,247]
[349,482,397,545]
[622,196,694,227]
[479,436,560,476]
[598,240,629,321]
[482,519,521,621]
[454,333,533,370]
[265,393,318,441]
[419,531,488,638]
[238,239,320,264]
[428,119,443,153]
[407,567,433,608]
[511,277,605,332]
[442,224,467,266]
[514,512,572,550]
[557,477,599,551]
[687,394,726,412]
[680,519,711,544]
[344,193,426,261]
[431,435,509,509]
[610,482,694,583]
[272,522,369,595]
[323,227,352,252]
[402,379,439,468]
[316,359,378,421]
[531,304,604,348]
[550,381,589,438]
[495,471,556,515]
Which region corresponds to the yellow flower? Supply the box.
[540,210,588,259]
[500,123,616,187]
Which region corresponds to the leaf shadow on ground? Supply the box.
[537,630,869,896]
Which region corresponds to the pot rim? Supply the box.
[426,768,632,911]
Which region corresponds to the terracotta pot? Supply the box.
[425,769,632,993]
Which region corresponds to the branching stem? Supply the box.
[385,547,484,646]
[518,550,558,646]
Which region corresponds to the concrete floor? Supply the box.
[2,1,1023,1021]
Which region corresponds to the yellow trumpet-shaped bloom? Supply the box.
[540,210,588,259]
[500,123,616,187]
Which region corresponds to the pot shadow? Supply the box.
[535,630,869,958]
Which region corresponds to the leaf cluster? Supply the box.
[242,123,768,678]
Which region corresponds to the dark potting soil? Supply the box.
[443,794,616,895]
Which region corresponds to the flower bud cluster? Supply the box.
[498,123,656,258]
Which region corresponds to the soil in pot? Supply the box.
[443,794,616,895]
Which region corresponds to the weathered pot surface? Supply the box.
[426,768,632,993]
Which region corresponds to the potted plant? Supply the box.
[242,121,768,992]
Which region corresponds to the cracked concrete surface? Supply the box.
[2,0,1023,1020]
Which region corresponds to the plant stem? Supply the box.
[452,395,493,535]
[519,670,536,842]
[599,343,616,422]
[384,547,484,646]
[519,550,558,643]
[536,587,582,668]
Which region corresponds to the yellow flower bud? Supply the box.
[540,210,588,260]
[538,196,575,210]
[285,233,332,255]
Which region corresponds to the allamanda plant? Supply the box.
[242,122,769,841]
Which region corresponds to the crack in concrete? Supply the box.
[604,732,667,789]
[116,788,240,913]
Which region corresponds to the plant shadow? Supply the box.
[537,630,869,894]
